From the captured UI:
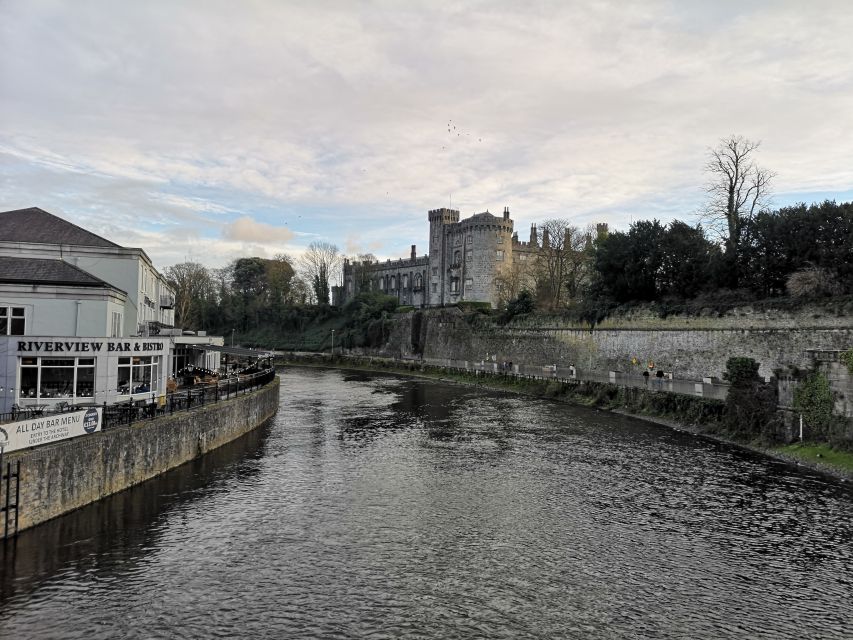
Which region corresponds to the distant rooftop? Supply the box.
[0,256,124,292]
[0,207,121,248]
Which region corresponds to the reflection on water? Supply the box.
[0,368,851,639]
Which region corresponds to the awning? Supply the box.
[188,344,274,358]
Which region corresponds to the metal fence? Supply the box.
[0,367,277,429]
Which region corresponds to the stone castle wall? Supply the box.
[340,206,536,309]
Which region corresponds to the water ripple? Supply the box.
[1,367,851,639]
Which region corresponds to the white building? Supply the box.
[0,207,223,413]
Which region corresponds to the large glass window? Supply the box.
[18,357,97,401]
[117,355,160,395]
[0,306,25,335]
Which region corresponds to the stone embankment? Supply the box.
[385,305,853,381]
[4,378,279,534]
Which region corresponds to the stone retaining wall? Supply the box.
[5,379,279,533]
[382,309,853,381]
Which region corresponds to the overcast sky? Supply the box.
[2,0,852,270]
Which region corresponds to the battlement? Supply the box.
[458,211,513,232]
[428,207,460,223]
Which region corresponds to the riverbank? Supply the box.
[279,354,853,482]
[4,377,280,535]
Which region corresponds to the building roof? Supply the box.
[0,256,124,291]
[0,207,121,248]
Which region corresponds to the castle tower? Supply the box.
[427,208,460,306]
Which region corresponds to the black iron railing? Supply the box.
[0,367,276,429]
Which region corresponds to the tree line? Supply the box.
[164,135,853,337]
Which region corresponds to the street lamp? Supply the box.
[331,329,335,355]
[231,328,235,347]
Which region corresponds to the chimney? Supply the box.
[503,206,510,221]
[411,244,416,260]
[542,227,550,249]
[530,224,538,246]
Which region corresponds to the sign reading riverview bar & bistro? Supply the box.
[0,408,102,453]
[15,340,165,354]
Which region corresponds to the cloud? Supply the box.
[222,216,294,245]
[1,0,853,270]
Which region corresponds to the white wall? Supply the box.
[0,284,127,337]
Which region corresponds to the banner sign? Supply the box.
[0,408,102,453]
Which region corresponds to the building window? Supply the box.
[18,356,95,400]
[432,267,438,276]
[497,235,503,243]
[496,249,505,261]
[450,278,459,293]
[453,250,461,265]
[467,236,472,244]
[402,274,409,288]
[390,276,396,290]
[465,278,473,287]
[111,312,123,338]
[0,306,25,335]
[117,356,161,395]
[431,283,437,293]
[379,278,385,290]
[466,251,472,262]
[415,274,422,289]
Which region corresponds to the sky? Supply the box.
[1,0,853,271]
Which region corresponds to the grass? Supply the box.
[775,442,853,475]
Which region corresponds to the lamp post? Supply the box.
[331,329,335,355]
[231,328,235,347]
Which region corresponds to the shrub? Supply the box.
[722,357,780,442]
[786,266,843,298]
[793,372,835,440]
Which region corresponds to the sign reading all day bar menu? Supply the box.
[0,408,102,453]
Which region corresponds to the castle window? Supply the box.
[453,250,461,265]
[379,278,385,290]
[465,278,473,287]
[415,274,422,289]
[432,267,438,276]
[402,274,409,288]
[465,251,472,262]
[431,283,437,293]
[467,236,472,244]
[496,250,505,261]
[497,234,503,243]
[450,278,459,293]
[390,276,396,290]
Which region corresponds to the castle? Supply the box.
[335,206,593,308]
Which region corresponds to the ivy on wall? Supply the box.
[793,372,834,439]
[840,349,853,375]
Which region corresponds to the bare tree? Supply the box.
[533,219,592,309]
[704,135,774,260]
[298,241,342,305]
[164,262,214,328]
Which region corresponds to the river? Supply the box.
[1,367,851,639]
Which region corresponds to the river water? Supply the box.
[1,368,851,639]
